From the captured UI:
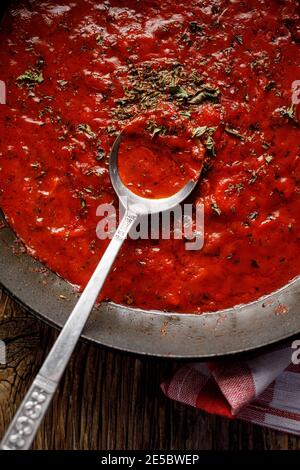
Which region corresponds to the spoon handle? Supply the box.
[0,210,138,450]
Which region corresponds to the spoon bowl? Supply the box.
[110,133,200,215]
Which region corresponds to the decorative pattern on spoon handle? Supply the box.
[115,212,137,241]
[0,375,56,450]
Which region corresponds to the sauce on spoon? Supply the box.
[118,108,205,198]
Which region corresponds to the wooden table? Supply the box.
[0,289,299,450]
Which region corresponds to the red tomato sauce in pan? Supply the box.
[0,0,300,313]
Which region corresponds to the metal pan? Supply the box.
[1,2,300,358]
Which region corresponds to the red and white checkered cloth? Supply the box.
[162,342,300,434]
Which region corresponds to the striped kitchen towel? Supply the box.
[161,341,300,434]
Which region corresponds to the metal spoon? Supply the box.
[0,133,200,450]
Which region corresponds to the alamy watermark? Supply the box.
[0,340,6,365]
[96,199,205,251]
[0,80,6,104]
[292,80,300,105]
[291,340,300,365]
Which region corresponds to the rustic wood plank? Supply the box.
[0,289,299,450]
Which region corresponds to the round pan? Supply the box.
[1,211,300,358]
[1,2,300,358]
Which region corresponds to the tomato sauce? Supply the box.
[0,0,300,313]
